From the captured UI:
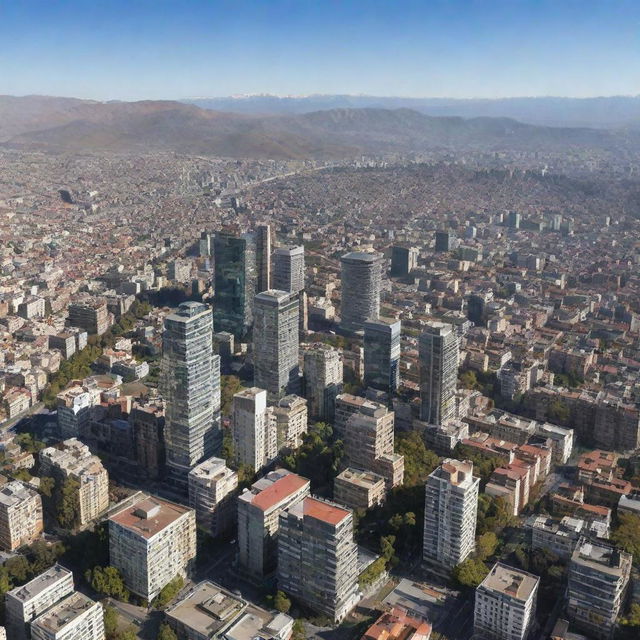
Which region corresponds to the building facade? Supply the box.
[340,252,382,335]
[303,343,343,421]
[0,481,43,551]
[232,387,276,472]
[363,318,401,394]
[273,245,305,294]
[30,592,105,640]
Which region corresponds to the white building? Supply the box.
[303,343,343,422]
[0,481,43,551]
[30,592,104,640]
[232,388,276,472]
[474,563,539,640]
[269,394,308,450]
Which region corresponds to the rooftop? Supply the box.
[31,592,98,633]
[303,496,350,526]
[239,470,309,512]
[336,467,385,489]
[7,564,73,603]
[480,563,539,602]
[109,494,191,539]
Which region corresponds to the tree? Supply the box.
[86,566,130,602]
[157,623,178,640]
[459,369,478,390]
[611,514,640,561]
[292,619,306,640]
[273,590,292,614]
[153,575,184,608]
[103,605,119,640]
[380,535,398,567]
[395,430,439,487]
[548,398,570,424]
[5,556,30,583]
[39,476,56,499]
[221,375,243,416]
[56,476,81,529]
[453,558,489,589]
[475,532,499,561]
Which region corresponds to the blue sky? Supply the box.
[0,0,637,100]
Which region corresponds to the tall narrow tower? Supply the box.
[273,245,305,294]
[256,224,272,293]
[340,252,382,335]
[363,317,401,394]
[162,302,221,487]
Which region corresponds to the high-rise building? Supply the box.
[363,318,401,394]
[566,540,632,640]
[162,302,221,487]
[188,457,238,538]
[303,344,343,421]
[435,230,455,252]
[340,252,382,334]
[256,224,272,293]
[273,246,305,294]
[232,388,276,472]
[423,459,479,570]
[237,469,310,581]
[269,394,308,450]
[474,563,539,640]
[390,246,418,277]
[67,299,109,336]
[278,496,359,622]
[419,322,459,424]
[39,439,109,527]
[6,564,75,640]
[0,481,43,551]
[507,211,521,229]
[468,291,494,326]
[108,493,196,601]
[213,232,257,338]
[130,399,165,480]
[30,592,105,640]
[212,331,234,374]
[253,290,300,400]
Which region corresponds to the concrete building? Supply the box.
[363,607,432,640]
[419,322,459,425]
[237,469,310,582]
[39,439,109,527]
[363,317,401,394]
[269,394,308,450]
[0,481,43,551]
[232,388,276,473]
[256,224,272,294]
[253,290,300,400]
[130,400,165,480]
[390,245,418,278]
[30,592,104,640]
[528,516,588,560]
[273,245,305,294]
[188,457,238,538]
[303,343,343,421]
[56,386,95,440]
[6,564,75,640]
[67,300,109,336]
[340,252,382,335]
[423,459,479,570]
[278,496,360,622]
[474,563,539,640]
[162,302,221,487]
[435,230,455,252]
[108,493,196,601]
[566,540,632,639]
[334,468,386,511]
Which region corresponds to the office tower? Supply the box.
[507,211,521,229]
[39,439,109,527]
[109,493,196,601]
[340,252,382,334]
[67,299,109,336]
[130,399,165,480]
[566,541,632,640]
[232,388,276,472]
[278,497,359,622]
[343,407,404,489]
[30,592,105,640]
[435,230,455,252]
[390,245,418,277]
[270,395,308,450]
[0,481,43,551]
[273,246,305,294]
[419,322,459,425]
[468,291,493,326]
[303,344,343,421]
[6,564,74,640]
[363,318,401,394]
[213,232,257,338]
[162,302,221,487]
[423,459,479,570]
[199,231,213,257]
[474,563,539,640]
[188,457,238,537]
[237,469,310,581]
[253,290,300,400]
[256,224,272,293]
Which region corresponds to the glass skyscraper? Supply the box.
[363,317,401,394]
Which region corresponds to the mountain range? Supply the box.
[0,95,637,159]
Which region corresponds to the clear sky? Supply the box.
[1,0,638,101]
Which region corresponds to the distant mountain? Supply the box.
[184,94,640,129]
[1,95,637,159]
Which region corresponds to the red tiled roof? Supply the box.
[303,497,349,525]
[251,473,309,511]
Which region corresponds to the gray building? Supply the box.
[363,318,401,394]
[435,230,455,252]
[273,245,305,294]
[162,302,221,487]
[253,290,300,400]
[340,252,382,335]
[419,322,459,425]
[390,245,418,277]
[303,343,343,422]
[256,224,272,294]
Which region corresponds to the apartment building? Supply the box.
[0,481,43,551]
[232,387,276,472]
[30,592,104,640]
[303,343,343,422]
[334,467,386,511]
[269,394,308,450]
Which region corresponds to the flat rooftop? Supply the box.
[7,564,72,603]
[31,592,97,633]
[0,480,37,507]
[480,563,539,602]
[109,494,191,539]
[336,467,385,489]
[303,496,350,526]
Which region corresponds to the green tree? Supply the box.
[292,619,306,640]
[395,430,439,487]
[548,398,570,424]
[56,476,81,529]
[459,369,478,390]
[221,375,243,416]
[380,535,398,567]
[157,623,178,640]
[273,590,292,614]
[475,532,499,561]
[103,605,119,640]
[611,514,640,561]
[39,476,56,498]
[86,566,130,602]
[153,575,184,608]
[453,558,489,589]
[5,556,30,583]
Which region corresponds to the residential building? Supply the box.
[528,516,588,560]
[269,395,308,450]
[56,385,95,440]
[30,592,104,640]
[363,607,432,640]
[278,496,360,622]
[474,563,539,640]
[232,388,276,472]
[253,290,300,400]
[363,318,401,394]
[390,246,418,278]
[334,468,386,511]
[340,252,382,334]
[0,481,43,551]
[237,469,310,582]
[273,245,305,294]
[435,230,455,252]
[256,224,272,294]
[108,493,196,601]
[67,299,109,336]
[188,457,238,538]
[423,459,479,570]
[130,400,165,480]
[303,343,343,421]
[419,322,459,425]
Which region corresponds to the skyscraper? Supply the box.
[256,224,272,293]
[419,322,459,424]
[213,232,257,338]
[162,302,221,487]
[435,230,455,252]
[303,343,343,422]
[363,318,401,394]
[390,245,418,277]
[253,290,300,399]
[423,459,479,570]
[273,245,305,294]
[340,252,382,334]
